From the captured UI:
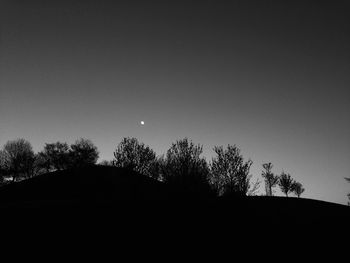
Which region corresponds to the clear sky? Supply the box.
[1,0,349,204]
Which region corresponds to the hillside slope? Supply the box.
[0,165,176,205]
[0,165,348,244]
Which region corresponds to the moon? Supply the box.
[140,121,145,125]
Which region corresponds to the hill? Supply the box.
[0,165,173,205]
[0,165,348,250]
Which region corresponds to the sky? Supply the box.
[1,0,349,204]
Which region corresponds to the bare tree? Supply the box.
[0,138,35,181]
[147,156,165,181]
[32,153,49,176]
[37,142,70,172]
[0,150,9,183]
[345,177,350,204]
[261,162,279,196]
[113,137,156,177]
[291,181,305,198]
[247,178,261,196]
[278,172,294,197]
[69,138,99,168]
[210,144,258,196]
[162,138,212,197]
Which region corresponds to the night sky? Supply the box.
[1,1,349,204]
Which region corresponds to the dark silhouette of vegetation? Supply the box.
[0,151,8,184]
[0,151,7,175]
[345,177,350,204]
[161,138,213,197]
[36,139,99,171]
[113,137,157,178]
[0,136,312,202]
[210,144,259,196]
[69,138,99,168]
[37,142,70,172]
[278,172,295,197]
[147,156,165,181]
[261,162,279,196]
[291,181,305,198]
[0,139,35,182]
[32,153,48,176]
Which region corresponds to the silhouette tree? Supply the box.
[161,138,213,197]
[247,178,261,196]
[147,156,165,181]
[291,181,305,198]
[69,138,99,168]
[37,142,70,172]
[31,153,49,176]
[345,177,350,204]
[0,150,8,183]
[261,162,279,196]
[210,144,258,196]
[113,137,156,177]
[0,138,35,181]
[278,172,294,197]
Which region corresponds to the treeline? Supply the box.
[0,137,304,198]
[0,138,98,181]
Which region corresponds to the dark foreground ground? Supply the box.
[0,166,349,256]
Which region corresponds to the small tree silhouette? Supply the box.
[113,137,156,177]
[37,142,70,172]
[0,138,35,181]
[291,181,305,198]
[278,172,294,197]
[0,150,8,183]
[69,138,99,168]
[161,138,213,197]
[345,177,350,205]
[147,156,165,181]
[261,162,279,196]
[210,144,258,196]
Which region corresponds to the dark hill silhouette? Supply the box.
[0,165,175,205]
[0,165,348,221]
[0,165,348,250]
